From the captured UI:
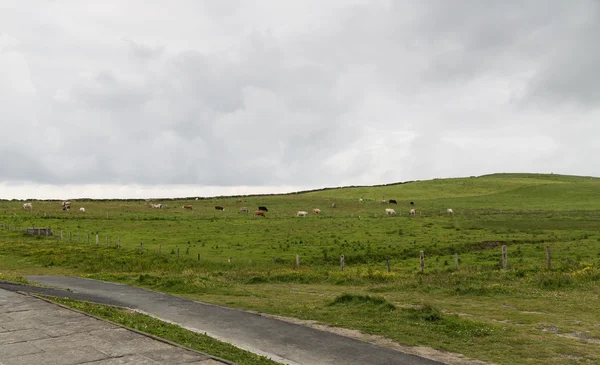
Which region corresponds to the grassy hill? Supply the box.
[1,172,599,365]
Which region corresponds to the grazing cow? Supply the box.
[23,203,32,210]
[254,210,265,217]
[331,203,336,208]
[312,208,321,214]
[297,211,308,217]
[359,198,363,202]
[410,201,415,206]
[215,205,224,211]
[79,207,85,213]
[150,203,164,209]
[183,205,193,210]
[381,199,387,204]
[61,201,71,211]
[195,197,199,200]
[239,207,249,213]
[389,199,397,204]
[409,209,416,215]
[447,208,454,215]
[385,208,396,215]
[236,199,243,204]
[258,206,268,212]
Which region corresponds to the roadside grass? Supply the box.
[1,173,600,364]
[39,295,281,365]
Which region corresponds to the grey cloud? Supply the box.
[1,1,600,189]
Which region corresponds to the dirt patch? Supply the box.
[478,241,506,249]
[260,313,495,365]
[558,332,600,344]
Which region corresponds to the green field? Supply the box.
[1,173,600,364]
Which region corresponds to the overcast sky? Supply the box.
[1,1,599,199]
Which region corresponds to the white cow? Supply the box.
[239,207,249,213]
[385,208,396,215]
[358,198,363,202]
[409,209,416,215]
[79,207,86,213]
[447,208,454,215]
[61,201,71,211]
[23,203,32,210]
[297,211,308,217]
[381,199,387,204]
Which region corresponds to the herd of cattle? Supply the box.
[19,199,455,217]
[22,201,85,213]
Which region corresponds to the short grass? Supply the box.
[1,173,600,364]
[40,295,281,365]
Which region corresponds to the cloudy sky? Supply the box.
[1,1,599,199]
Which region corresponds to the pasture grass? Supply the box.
[1,173,600,364]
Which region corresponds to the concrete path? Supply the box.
[21,276,444,365]
[0,288,230,365]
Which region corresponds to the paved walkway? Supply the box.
[0,288,230,365]
[20,276,444,365]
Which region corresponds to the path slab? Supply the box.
[0,288,233,365]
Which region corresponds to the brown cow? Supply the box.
[254,210,265,217]
[312,208,321,214]
[183,205,193,210]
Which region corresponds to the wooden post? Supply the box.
[386,257,390,273]
[177,247,180,259]
[69,232,72,241]
[455,253,459,270]
[197,253,200,261]
[501,245,507,270]
[296,254,300,269]
[117,237,121,248]
[419,251,425,273]
[546,246,551,269]
[60,231,63,240]
[340,255,345,271]
[96,234,99,246]
[140,242,144,250]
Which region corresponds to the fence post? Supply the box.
[386,257,390,273]
[118,237,121,248]
[60,231,63,240]
[197,253,200,262]
[177,247,180,259]
[501,245,507,270]
[296,254,300,269]
[140,242,144,250]
[96,234,99,246]
[455,253,459,270]
[546,246,551,270]
[420,251,425,273]
[340,255,345,271]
